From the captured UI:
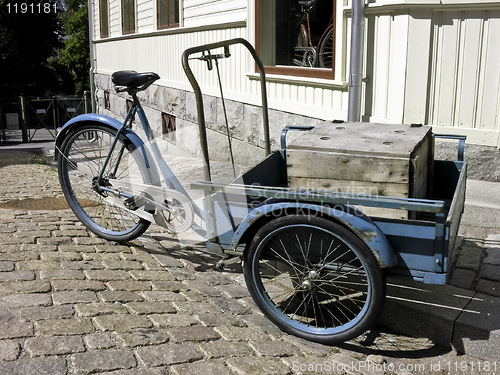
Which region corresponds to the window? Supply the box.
[161,112,176,143]
[104,91,110,110]
[256,0,335,79]
[99,0,109,38]
[122,0,136,34]
[157,0,179,29]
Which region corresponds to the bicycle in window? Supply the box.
[293,0,334,68]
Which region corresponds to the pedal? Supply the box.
[215,255,241,270]
[123,195,146,211]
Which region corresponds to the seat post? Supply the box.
[130,92,153,140]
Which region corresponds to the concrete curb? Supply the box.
[377,277,500,361]
[377,178,500,361]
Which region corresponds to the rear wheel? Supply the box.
[58,124,152,242]
[244,215,385,344]
[318,26,333,68]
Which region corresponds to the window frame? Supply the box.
[157,0,180,30]
[255,0,336,80]
[122,0,136,35]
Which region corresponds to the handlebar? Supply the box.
[181,38,271,182]
[434,134,466,162]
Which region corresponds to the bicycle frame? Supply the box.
[85,90,207,234]
[181,38,271,251]
[74,39,271,249]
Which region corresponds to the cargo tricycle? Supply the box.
[55,38,466,344]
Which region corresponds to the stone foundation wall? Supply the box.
[94,73,324,167]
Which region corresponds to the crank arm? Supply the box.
[107,178,195,233]
[104,196,155,223]
[108,179,174,203]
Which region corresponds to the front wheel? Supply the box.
[57,124,152,242]
[244,215,385,344]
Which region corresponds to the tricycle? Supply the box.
[55,38,466,345]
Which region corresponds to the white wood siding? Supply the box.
[91,0,500,146]
[366,5,500,146]
[138,0,155,33]
[92,0,99,40]
[94,27,249,92]
[364,11,409,123]
[184,0,247,27]
[109,0,121,37]
[427,9,500,144]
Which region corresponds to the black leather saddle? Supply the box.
[111,70,160,90]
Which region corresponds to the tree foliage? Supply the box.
[59,0,90,96]
[0,0,90,98]
[0,0,64,97]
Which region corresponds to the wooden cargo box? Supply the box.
[286,121,434,219]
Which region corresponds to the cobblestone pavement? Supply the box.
[0,148,492,375]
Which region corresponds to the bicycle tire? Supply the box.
[318,25,334,68]
[243,215,385,344]
[297,24,309,47]
[58,124,152,242]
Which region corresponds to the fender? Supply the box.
[230,202,398,268]
[55,113,160,184]
[55,114,146,163]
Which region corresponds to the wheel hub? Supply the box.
[299,270,320,291]
[300,280,314,291]
[92,176,109,197]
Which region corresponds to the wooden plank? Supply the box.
[287,121,433,158]
[353,206,408,221]
[288,177,409,197]
[411,135,431,199]
[286,149,410,184]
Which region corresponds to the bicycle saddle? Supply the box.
[112,70,160,90]
[298,0,317,8]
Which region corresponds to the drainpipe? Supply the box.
[88,0,96,113]
[347,0,365,122]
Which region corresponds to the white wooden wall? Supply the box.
[92,0,500,147]
[137,0,155,33]
[427,9,500,145]
[183,0,247,27]
[363,10,409,124]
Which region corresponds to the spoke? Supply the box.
[277,237,305,271]
[315,288,328,327]
[289,289,312,321]
[278,288,302,314]
[295,232,313,272]
[64,128,141,235]
[325,280,368,287]
[305,232,313,263]
[310,289,319,328]
[259,259,294,280]
[316,283,363,316]
[265,287,296,303]
[330,265,364,283]
[268,242,308,280]
[316,247,349,273]
[318,295,344,326]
